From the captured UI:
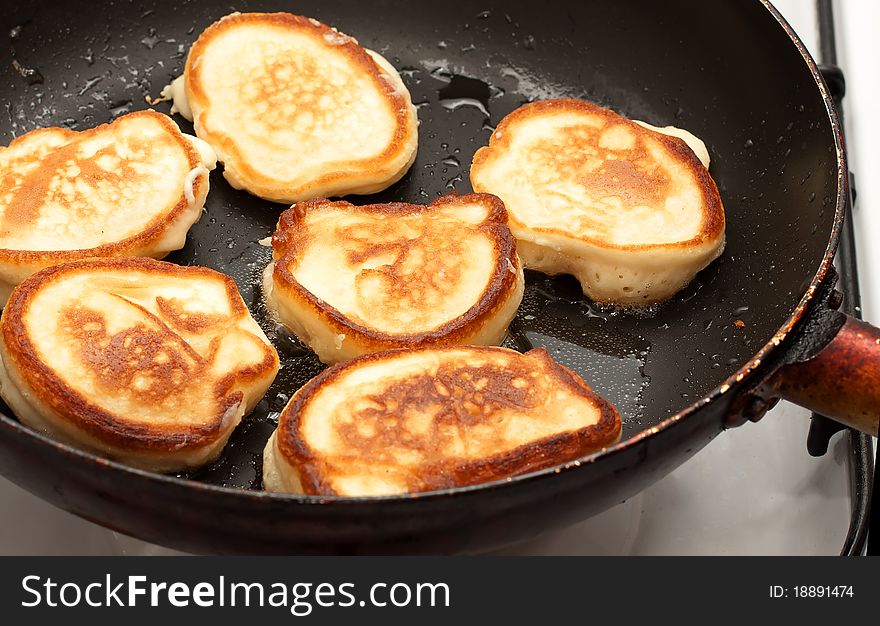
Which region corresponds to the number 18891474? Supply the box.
[770,586,854,598]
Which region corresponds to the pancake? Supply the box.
[0,258,279,472]
[470,98,726,306]
[263,193,524,365]
[0,109,216,305]
[263,346,622,496]
[165,12,418,203]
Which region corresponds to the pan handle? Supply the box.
[771,315,880,435]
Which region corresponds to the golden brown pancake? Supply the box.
[470,98,725,305]
[263,193,524,364]
[166,12,418,203]
[263,346,622,496]
[0,258,279,472]
[0,109,216,304]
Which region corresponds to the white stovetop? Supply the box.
[0,0,876,556]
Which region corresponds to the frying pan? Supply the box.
[0,0,873,554]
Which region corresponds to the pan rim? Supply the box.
[0,0,845,507]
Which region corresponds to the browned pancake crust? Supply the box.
[185,12,414,195]
[471,98,725,251]
[0,110,205,267]
[277,347,622,495]
[1,258,278,452]
[271,193,520,348]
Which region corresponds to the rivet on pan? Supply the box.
[743,396,780,423]
[724,392,779,429]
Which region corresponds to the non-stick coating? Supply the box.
[0,0,837,495]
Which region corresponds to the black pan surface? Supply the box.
[0,0,841,551]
